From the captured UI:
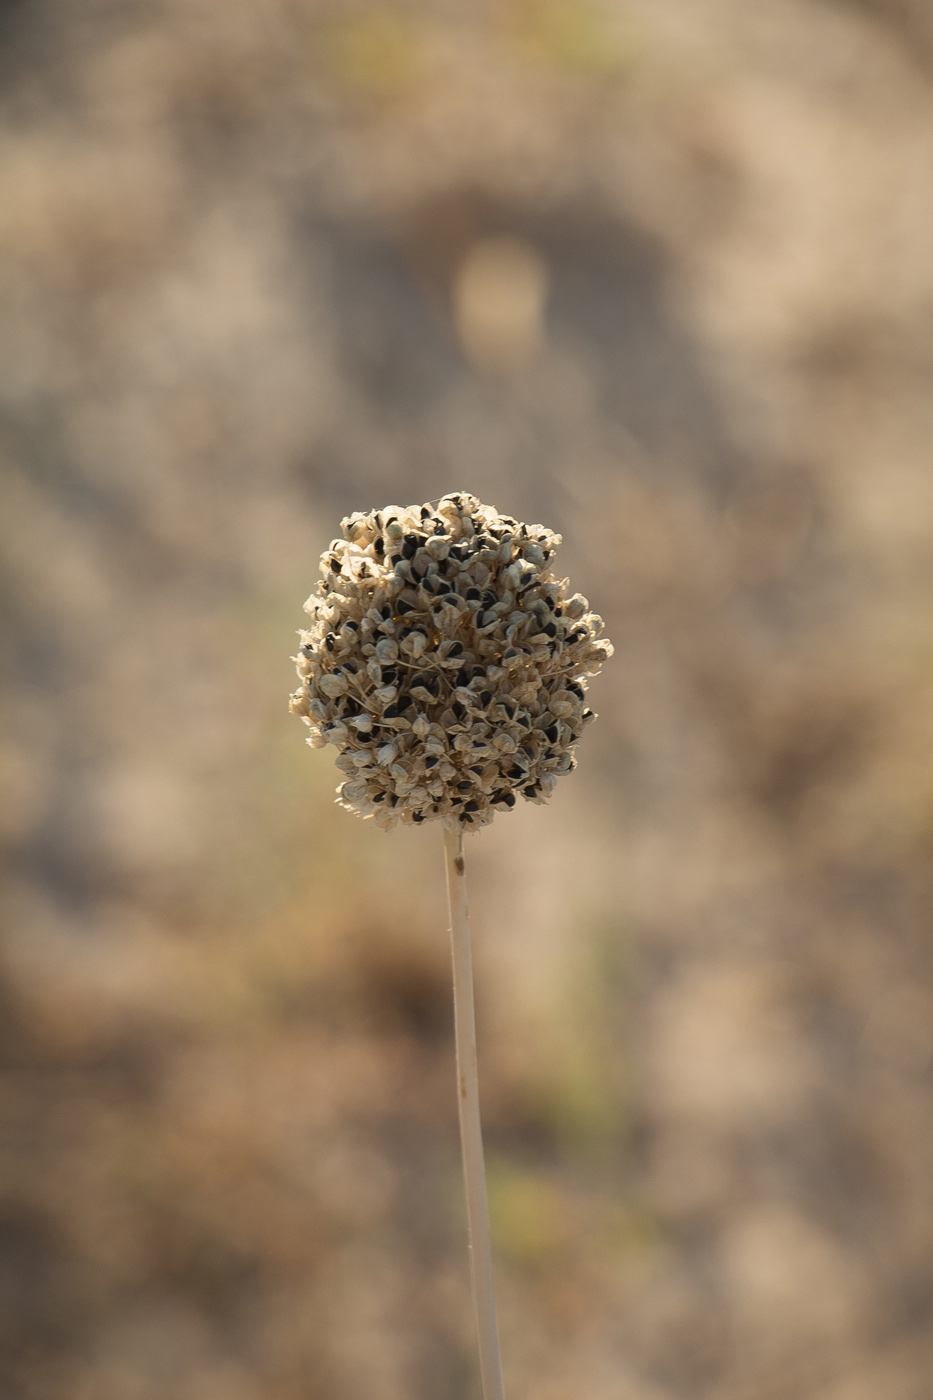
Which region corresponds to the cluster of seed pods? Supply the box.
[290,493,612,830]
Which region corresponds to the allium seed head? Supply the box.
[290,493,612,831]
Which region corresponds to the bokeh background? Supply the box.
[2,2,933,1397]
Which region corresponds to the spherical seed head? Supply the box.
[289,493,613,831]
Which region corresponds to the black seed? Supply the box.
[425,756,439,768]
[383,705,400,719]
[452,702,466,721]
[457,781,472,792]
[412,811,425,823]
[507,765,524,779]
[397,600,414,615]
[421,506,431,519]
[390,554,401,566]
[546,726,559,743]
[524,785,538,798]
[583,709,594,720]
[464,801,479,812]
[389,794,399,807]
[300,643,314,657]
[480,691,492,705]
[329,556,340,572]
[434,522,446,535]
[374,538,385,555]
[482,590,498,605]
[465,587,481,601]
[402,538,417,560]
[448,641,464,657]
[345,621,358,630]
[381,606,392,620]
[567,682,584,698]
[544,623,557,638]
[373,792,386,802]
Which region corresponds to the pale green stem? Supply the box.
[443,825,506,1400]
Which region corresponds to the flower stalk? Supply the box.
[444,825,505,1400]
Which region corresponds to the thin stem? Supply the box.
[443,825,506,1400]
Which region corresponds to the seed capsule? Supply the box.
[318,674,348,698]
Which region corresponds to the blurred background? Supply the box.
[1,1,933,1397]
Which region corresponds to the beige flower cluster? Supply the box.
[290,493,612,830]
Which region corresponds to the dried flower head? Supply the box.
[290,493,612,831]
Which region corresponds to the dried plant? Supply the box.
[291,493,612,1398]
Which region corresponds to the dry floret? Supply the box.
[289,493,612,830]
